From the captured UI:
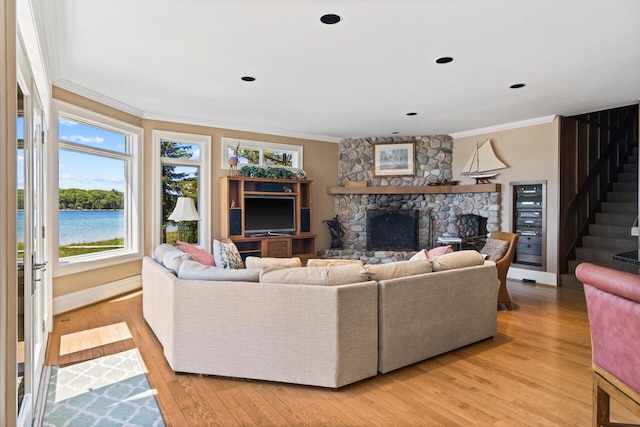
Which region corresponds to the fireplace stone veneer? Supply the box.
[324,135,501,263]
[330,192,500,260]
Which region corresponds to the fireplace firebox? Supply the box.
[457,214,488,250]
[366,210,419,251]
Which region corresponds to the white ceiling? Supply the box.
[39,0,640,142]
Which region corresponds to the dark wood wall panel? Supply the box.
[558,104,639,275]
[559,117,579,266]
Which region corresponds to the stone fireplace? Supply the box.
[323,135,501,263]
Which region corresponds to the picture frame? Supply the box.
[373,142,415,177]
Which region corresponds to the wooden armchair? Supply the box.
[576,262,640,427]
[490,231,519,310]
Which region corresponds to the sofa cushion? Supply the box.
[430,250,485,271]
[365,260,433,281]
[306,259,364,267]
[480,238,510,262]
[178,260,260,282]
[409,245,453,261]
[213,239,244,269]
[245,256,302,269]
[177,241,216,266]
[409,250,428,261]
[162,250,192,274]
[259,264,369,286]
[153,243,177,264]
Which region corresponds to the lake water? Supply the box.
[17,210,124,245]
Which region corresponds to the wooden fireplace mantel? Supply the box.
[326,183,501,195]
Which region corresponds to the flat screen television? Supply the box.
[244,195,296,236]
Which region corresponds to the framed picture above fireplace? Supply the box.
[373,142,415,177]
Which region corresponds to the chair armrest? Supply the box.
[576,263,640,303]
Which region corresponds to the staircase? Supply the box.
[561,148,639,288]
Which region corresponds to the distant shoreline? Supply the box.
[19,210,126,247]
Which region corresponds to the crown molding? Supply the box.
[52,80,341,143]
[450,115,557,139]
[29,0,59,84]
[143,112,342,144]
[53,79,146,117]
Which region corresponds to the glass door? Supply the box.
[30,90,48,400]
[16,76,48,427]
[17,80,28,425]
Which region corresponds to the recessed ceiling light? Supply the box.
[436,57,454,64]
[320,14,341,25]
[406,112,418,116]
[510,83,526,89]
[241,76,256,82]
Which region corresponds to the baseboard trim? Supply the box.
[508,268,557,287]
[53,275,142,315]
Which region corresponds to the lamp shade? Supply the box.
[168,197,201,221]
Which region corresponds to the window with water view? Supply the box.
[55,102,142,271]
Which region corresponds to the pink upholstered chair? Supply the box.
[575,262,640,426]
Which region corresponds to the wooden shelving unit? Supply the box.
[326,183,501,195]
[220,176,316,261]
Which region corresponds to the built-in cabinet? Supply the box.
[511,180,546,270]
[220,176,316,261]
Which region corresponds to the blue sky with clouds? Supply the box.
[58,118,126,192]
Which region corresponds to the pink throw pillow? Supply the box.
[176,241,216,266]
[427,245,453,258]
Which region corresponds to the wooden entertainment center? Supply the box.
[219,176,317,261]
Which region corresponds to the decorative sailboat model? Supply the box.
[461,139,508,184]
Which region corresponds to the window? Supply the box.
[52,101,143,276]
[153,131,211,250]
[221,137,303,169]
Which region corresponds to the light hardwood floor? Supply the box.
[45,280,640,426]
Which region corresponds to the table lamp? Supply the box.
[168,197,200,243]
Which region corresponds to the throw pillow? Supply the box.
[162,250,192,274]
[306,259,364,267]
[480,238,510,262]
[176,241,216,266]
[153,243,177,264]
[427,245,453,258]
[430,250,485,272]
[259,264,369,286]
[365,260,433,281]
[178,260,260,282]
[409,249,428,261]
[245,256,302,269]
[213,239,244,269]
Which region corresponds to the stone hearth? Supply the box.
[332,192,499,250]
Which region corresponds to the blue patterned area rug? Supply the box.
[42,349,165,427]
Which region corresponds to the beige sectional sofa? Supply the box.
[142,247,500,388]
[142,256,379,388]
[377,262,500,373]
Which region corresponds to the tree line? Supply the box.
[59,188,124,210]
